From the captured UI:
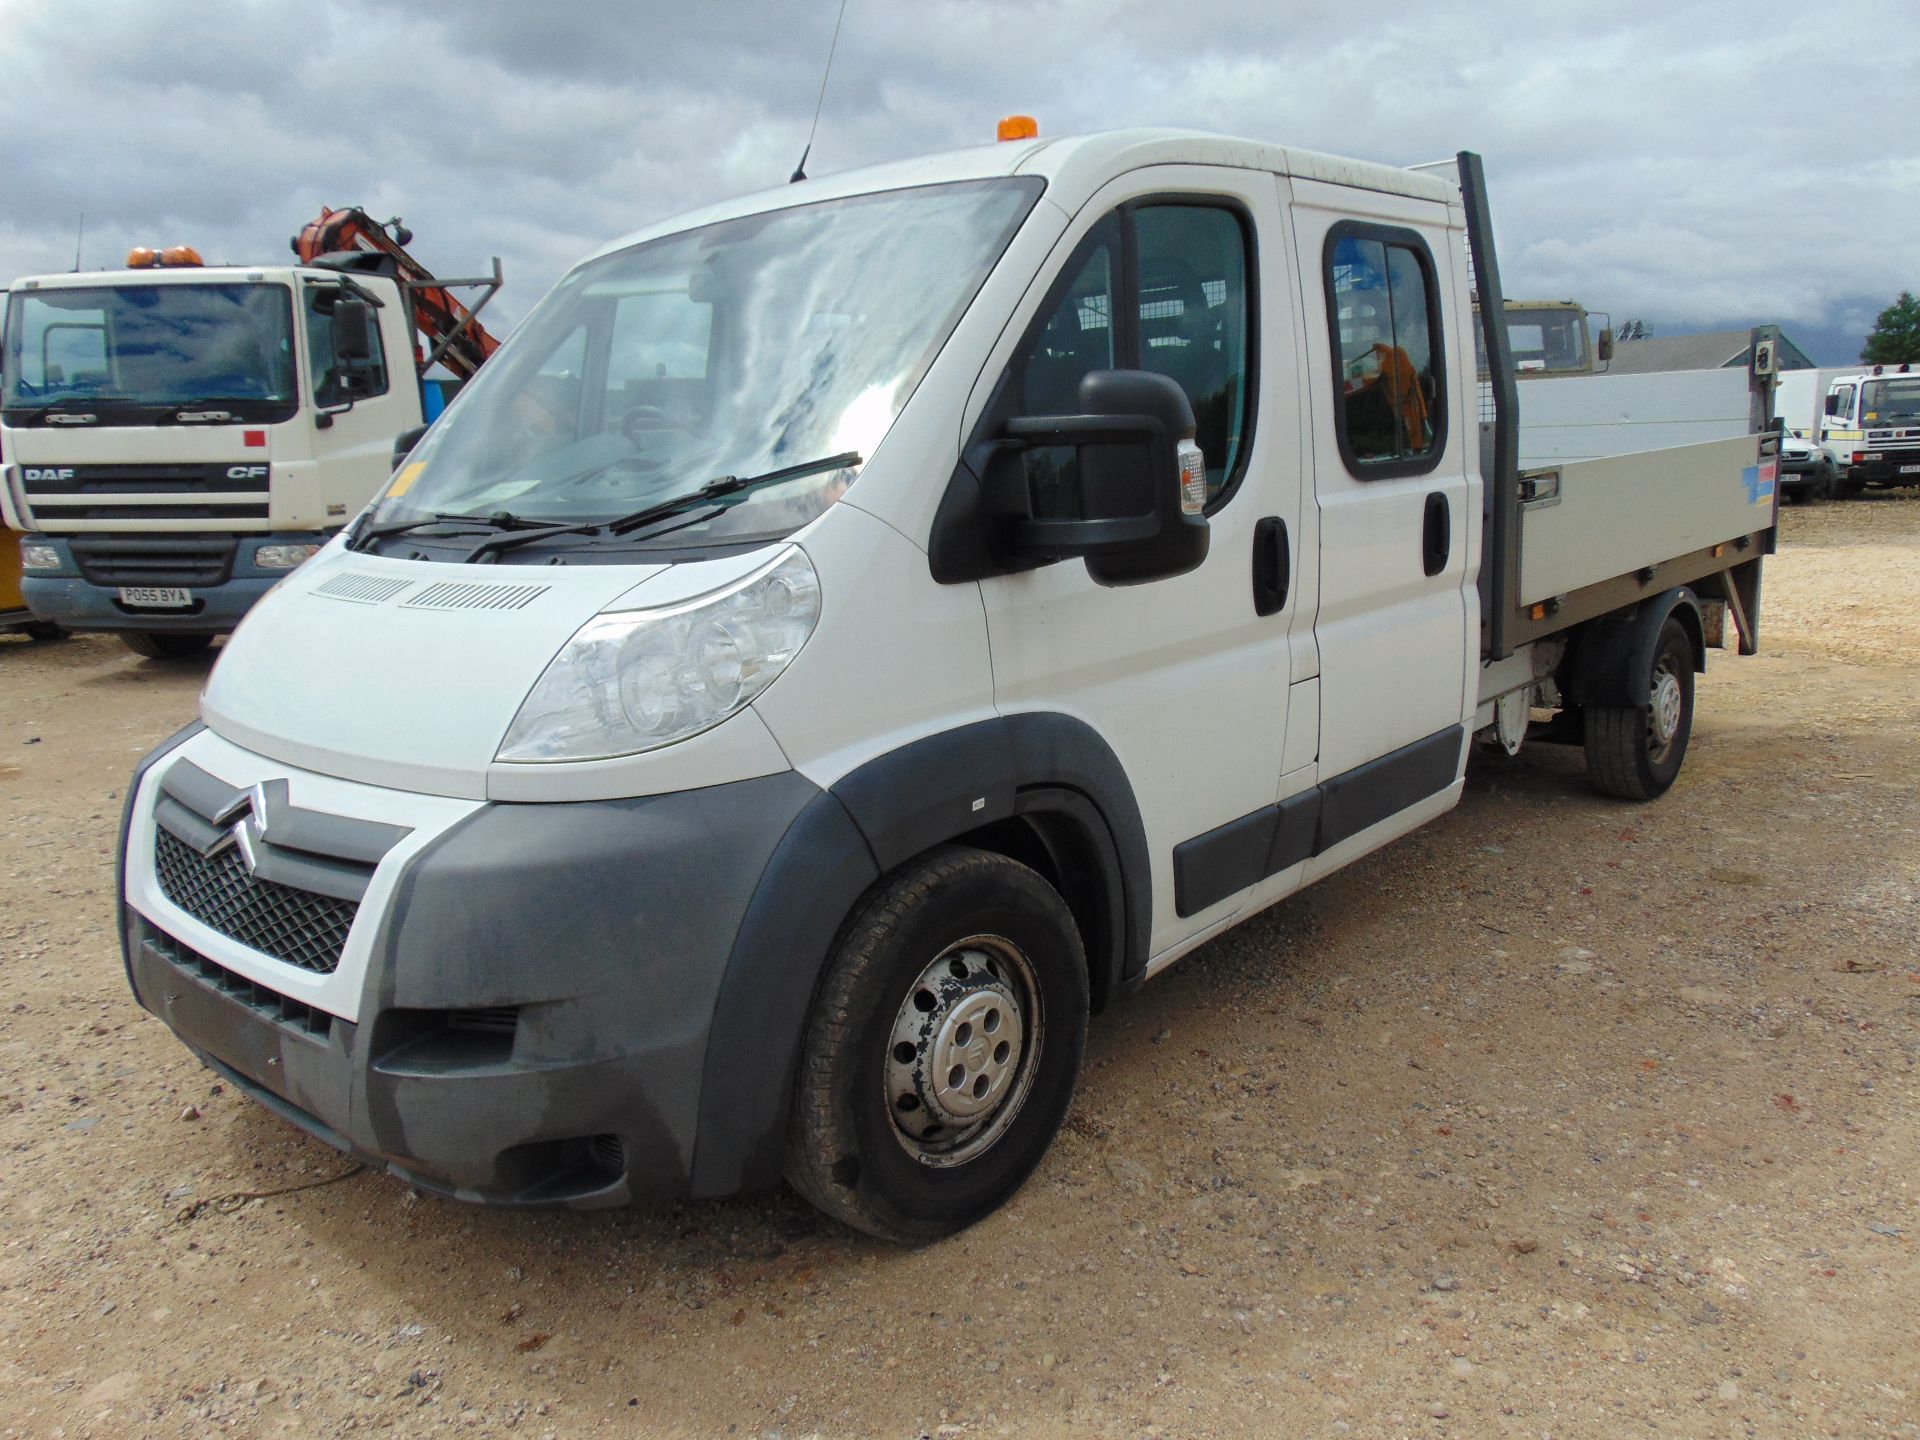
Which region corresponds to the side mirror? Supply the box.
[333,298,374,365]
[1824,393,1839,416]
[391,423,429,469]
[1004,370,1209,586]
[1595,327,1614,364]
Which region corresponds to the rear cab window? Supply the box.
[1324,223,1446,478]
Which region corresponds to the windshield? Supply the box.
[2,283,297,417]
[1861,377,1920,424]
[377,177,1043,545]
[1503,307,1591,374]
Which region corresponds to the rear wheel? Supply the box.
[1584,616,1695,801]
[787,845,1089,1243]
[120,631,214,660]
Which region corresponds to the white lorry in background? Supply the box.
[115,126,1779,1243]
[1777,362,1920,495]
[1,218,500,659]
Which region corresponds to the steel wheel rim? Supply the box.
[1649,661,1684,760]
[884,934,1042,1168]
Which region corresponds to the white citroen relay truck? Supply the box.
[117,129,1778,1242]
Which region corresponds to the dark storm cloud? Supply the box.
[2,0,1913,357]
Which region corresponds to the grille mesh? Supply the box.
[154,828,356,974]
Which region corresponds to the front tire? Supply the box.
[787,845,1089,1243]
[1584,616,1695,800]
[120,631,213,660]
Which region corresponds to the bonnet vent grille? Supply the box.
[401,581,551,612]
[312,573,413,605]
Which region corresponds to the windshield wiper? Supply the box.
[349,510,542,552]
[601,451,862,536]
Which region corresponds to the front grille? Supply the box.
[20,463,268,496]
[154,827,357,974]
[69,535,238,586]
[148,929,334,1040]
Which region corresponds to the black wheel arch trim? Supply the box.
[1561,587,1705,711]
[690,712,1150,1198]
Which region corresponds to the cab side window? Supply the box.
[1006,201,1255,515]
[1013,215,1119,519]
[1136,205,1251,499]
[1827,384,1854,422]
[306,288,389,406]
[1325,225,1445,475]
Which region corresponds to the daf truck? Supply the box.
[116,128,1778,1242]
[1,219,499,658]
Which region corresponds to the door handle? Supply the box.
[1253,515,1290,616]
[1422,492,1450,577]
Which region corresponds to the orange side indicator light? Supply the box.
[997,115,1038,142]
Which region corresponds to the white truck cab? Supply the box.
[1,256,458,657]
[116,128,1778,1241]
[1815,364,1920,489]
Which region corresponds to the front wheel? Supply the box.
[120,631,214,661]
[1583,616,1695,800]
[787,845,1089,1243]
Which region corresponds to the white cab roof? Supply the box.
[585,126,1454,264]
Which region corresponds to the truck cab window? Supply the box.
[306,289,389,406]
[1015,217,1119,519]
[1008,201,1254,517]
[1135,205,1250,499]
[1327,227,1445,474]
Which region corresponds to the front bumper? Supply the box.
[1848,450,1920,485]
[121,727,856,1207]
[21,533,323,634]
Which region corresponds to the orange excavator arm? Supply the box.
[292,207,501,381]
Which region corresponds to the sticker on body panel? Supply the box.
[1741,462,1776,505]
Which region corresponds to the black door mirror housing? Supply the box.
[1003,370,1210,586]
[1823,392,1840,416]
[332,298,375,365]
[391,423,430,470]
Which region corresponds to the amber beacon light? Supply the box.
[997,115,1038,142]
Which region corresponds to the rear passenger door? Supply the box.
[1289,182,1473,857]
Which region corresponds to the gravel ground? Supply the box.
[2,495,1916,1439]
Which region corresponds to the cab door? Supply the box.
[1287,180,1473,864]
[974,166,1306,960]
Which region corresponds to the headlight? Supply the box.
[498,546,821,762]
[255,543,321,570]
[20,543,62,571]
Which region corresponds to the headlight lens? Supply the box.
[255,543,321,570]
[498,546,821,762]
[20,543,62,571]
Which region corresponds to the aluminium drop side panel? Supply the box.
[1515,434,1768,608]
[1515,367,1757,467]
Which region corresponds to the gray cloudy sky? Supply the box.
[2,0,1913,363]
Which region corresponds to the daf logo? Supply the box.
[24,467,77,481]
[207,783,272,873]
[226,464,271,481]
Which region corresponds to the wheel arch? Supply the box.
[689,713,1148,1198]
[1561,586,1705,710]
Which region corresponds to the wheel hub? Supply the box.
[886,940,1033,1162]
[1650,668,1684,747]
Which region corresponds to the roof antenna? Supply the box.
[790,0,850,183]
[72,212,85,272]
